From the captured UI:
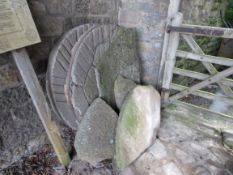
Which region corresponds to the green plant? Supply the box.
[225,0,233,25]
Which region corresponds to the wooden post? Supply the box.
[157,0,181,90]
[12,48,71,167]
[161,12,183,103]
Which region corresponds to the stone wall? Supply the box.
[0,0,229,90]
[28,0,118,64]
[181,0,228,55]
[0,0,119,92]
[181,0,228,25]
[118,0,169,86]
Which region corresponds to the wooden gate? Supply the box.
[159,0,233,112]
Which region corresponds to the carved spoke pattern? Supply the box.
[47,24,116,129]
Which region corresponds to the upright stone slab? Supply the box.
[115,86,161,170]
[97,27,140,108]
[74,98,118,166]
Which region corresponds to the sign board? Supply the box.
[0,0,41,54]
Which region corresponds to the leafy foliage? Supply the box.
[225,0,233,25]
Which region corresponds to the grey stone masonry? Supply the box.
[118,0,169,86]
[28,0,119,62]
[0,0,119,91]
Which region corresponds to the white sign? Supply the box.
[0,0,41,54]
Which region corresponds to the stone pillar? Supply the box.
[118,0,169,86]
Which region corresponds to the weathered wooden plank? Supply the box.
[162,12,183,102]
[182,35,233,96]
[170,65,233,101]
[168,24,233,38]
[176,50,233,66]
[12,48,70,166]
[171,83,233,105]
[173,68,233,87]
[174,67,209,79]
[157,0,181,89]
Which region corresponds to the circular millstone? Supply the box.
[46,24,99,129]
[66,25,117,123]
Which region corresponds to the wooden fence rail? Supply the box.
[176,50,233,66]
[168,24,233,38]
[173,68,233,87]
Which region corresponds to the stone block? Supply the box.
[89,0,115,15]
[28,0,46,15]
[118,8,142,27]
[34,15,64,36]
[72,0,90,14]
[45,0,72,15]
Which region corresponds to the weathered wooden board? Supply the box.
[173,68,233,87]
[162,12,183,102]
[0,0,40,54]
[12,48,70,166]
[176,50,233,66]
[168,24,233,38]
[158,0,181,89]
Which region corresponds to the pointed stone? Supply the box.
[115,86,161,170]
[74,98,118,166]
[114,75,136,110]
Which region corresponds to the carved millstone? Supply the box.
[47,24,140,130]
[66,25,117,120]
[47,24,98,129]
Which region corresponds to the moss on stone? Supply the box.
[115,95,141,170]
[115,141,127,171]
[121,98,140,135]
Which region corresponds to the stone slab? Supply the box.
[74,98,118,166]
[97,27,140,108]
